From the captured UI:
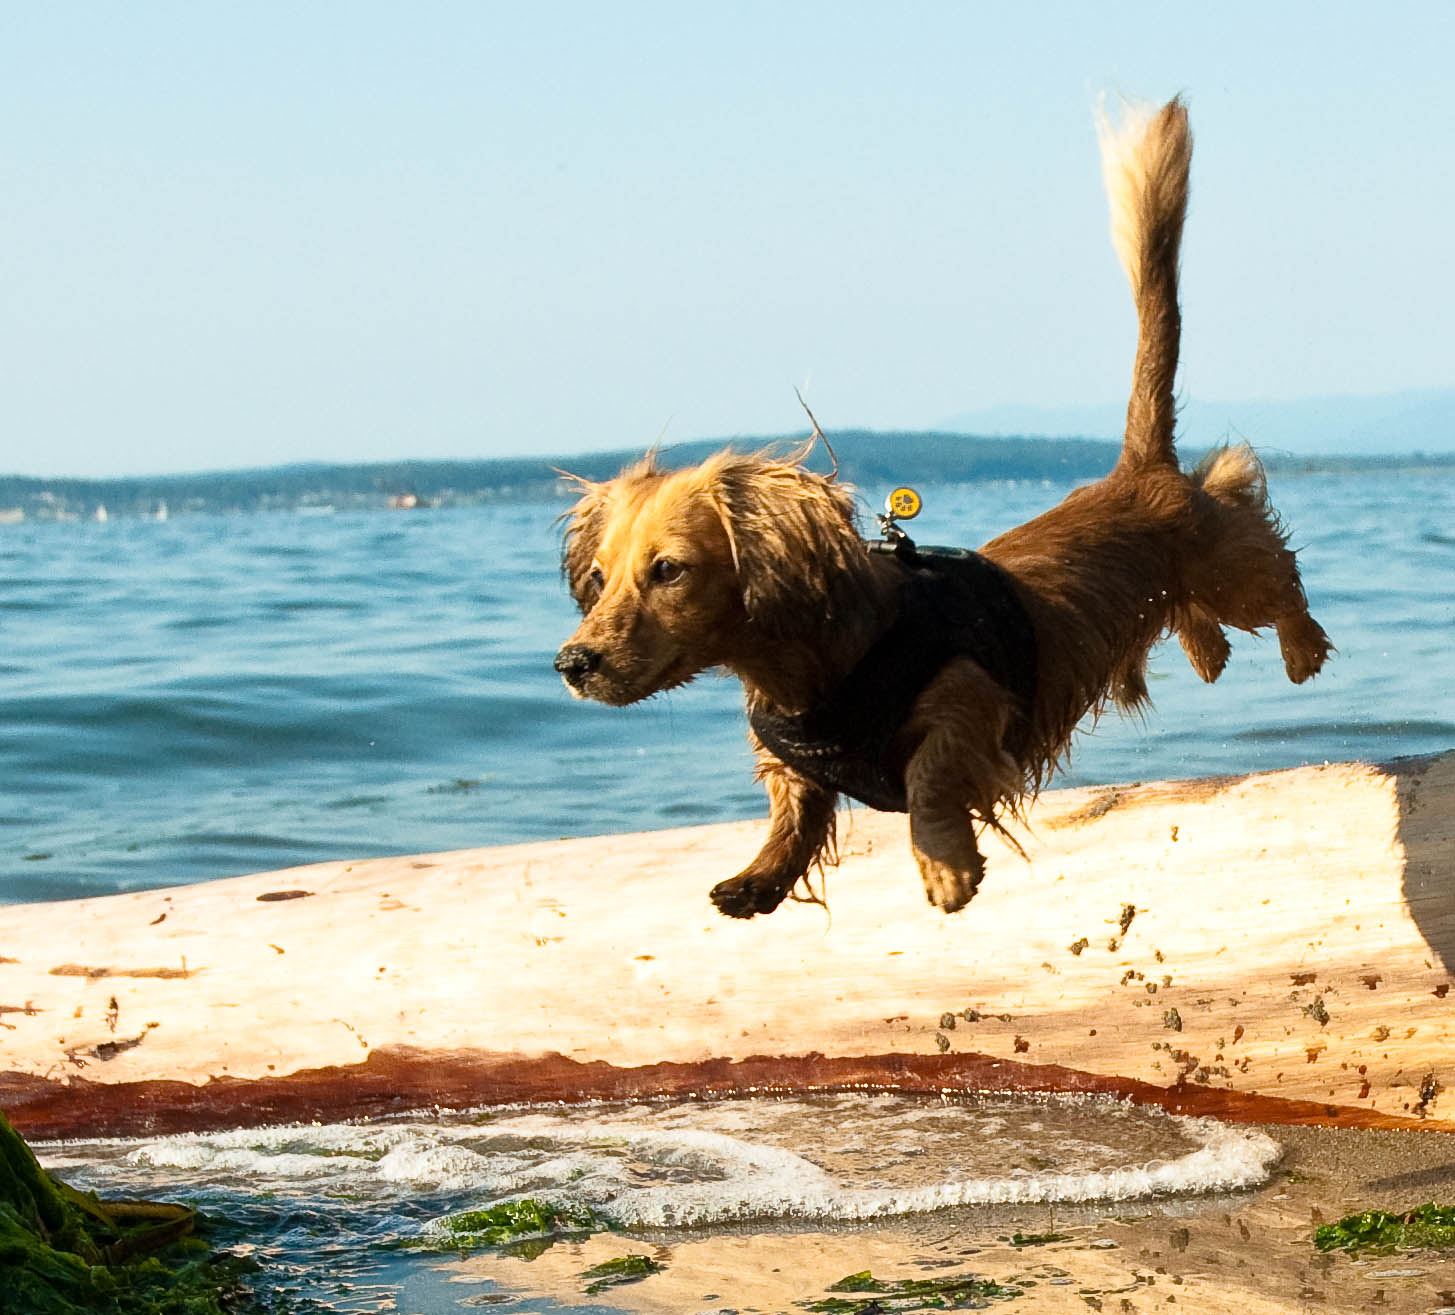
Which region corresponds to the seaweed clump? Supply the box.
[1007,1230,1070,1248]
[0,1108,264,1314]
[580,1253,662,1295]
[422,1198,605,1258]
[1314,1202,1455,1254]
[803,1269,1023,1312]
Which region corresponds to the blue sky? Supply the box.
[3,3,1452,476]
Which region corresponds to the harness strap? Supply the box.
[748,544,1037,813]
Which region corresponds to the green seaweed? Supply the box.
[1313,1202,1455,1254]
[1008,1230,1070,1247]
[0,1107,269,1314]
[580,1253,662,1295]
[802,1269,1023,1311]
[423,1198,605,1253]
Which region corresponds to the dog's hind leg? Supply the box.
[902,661,1022,913]
[1188,446,1333,685]
[710,738,837,918]
[1276,601,1332,685]
[1176,605,1232,683]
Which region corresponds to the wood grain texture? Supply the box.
[2,752,1450,1132]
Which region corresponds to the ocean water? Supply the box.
[2,468,1452,904]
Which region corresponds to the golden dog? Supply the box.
[555,98,1330,918]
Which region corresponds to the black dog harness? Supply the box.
[748,541,1037,813]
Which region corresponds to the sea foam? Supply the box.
[55,1092,1283,1233]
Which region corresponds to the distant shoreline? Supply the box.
[3,430,1453,522]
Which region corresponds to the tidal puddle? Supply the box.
[37,1091,1281,1311]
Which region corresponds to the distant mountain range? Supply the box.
[941,387,1455,456]
[2,412,1452,522]
[0,434,1125,522]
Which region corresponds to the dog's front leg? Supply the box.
[906,782,984,912]
[902,661,1019,913]
[902,738,983,913]
[710,738,836,918]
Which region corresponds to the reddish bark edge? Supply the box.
[3,1045,1450,1141]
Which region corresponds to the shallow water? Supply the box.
[37,1093,1280,1311]
[42,1113,1455,1312]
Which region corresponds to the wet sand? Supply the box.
[413,1124,1455,1314]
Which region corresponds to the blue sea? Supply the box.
[2,469,1452,906]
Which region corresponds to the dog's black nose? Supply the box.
[554,643,601,688]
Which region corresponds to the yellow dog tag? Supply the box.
[885,486,922,521]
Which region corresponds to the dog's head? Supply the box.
[554,449,868,706]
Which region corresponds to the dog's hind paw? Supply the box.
[1278,613,1333,684]
[710,871,795,919]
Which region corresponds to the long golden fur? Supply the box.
[555,98,1331,918]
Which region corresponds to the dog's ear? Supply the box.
[558,475,610,614]
[702,454,871,638]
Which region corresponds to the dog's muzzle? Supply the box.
[554,643,602,691]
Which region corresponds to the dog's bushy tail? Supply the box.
[1192,441,1268,509]
[1097,96,1191,472]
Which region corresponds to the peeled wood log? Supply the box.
[1,752,1451,1139]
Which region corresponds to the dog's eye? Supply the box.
[581,565,605,607]
[650,557,686,585]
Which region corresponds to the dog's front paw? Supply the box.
[710,871,793,919]
[915,854,983,914]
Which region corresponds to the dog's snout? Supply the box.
[554,643,601,688]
